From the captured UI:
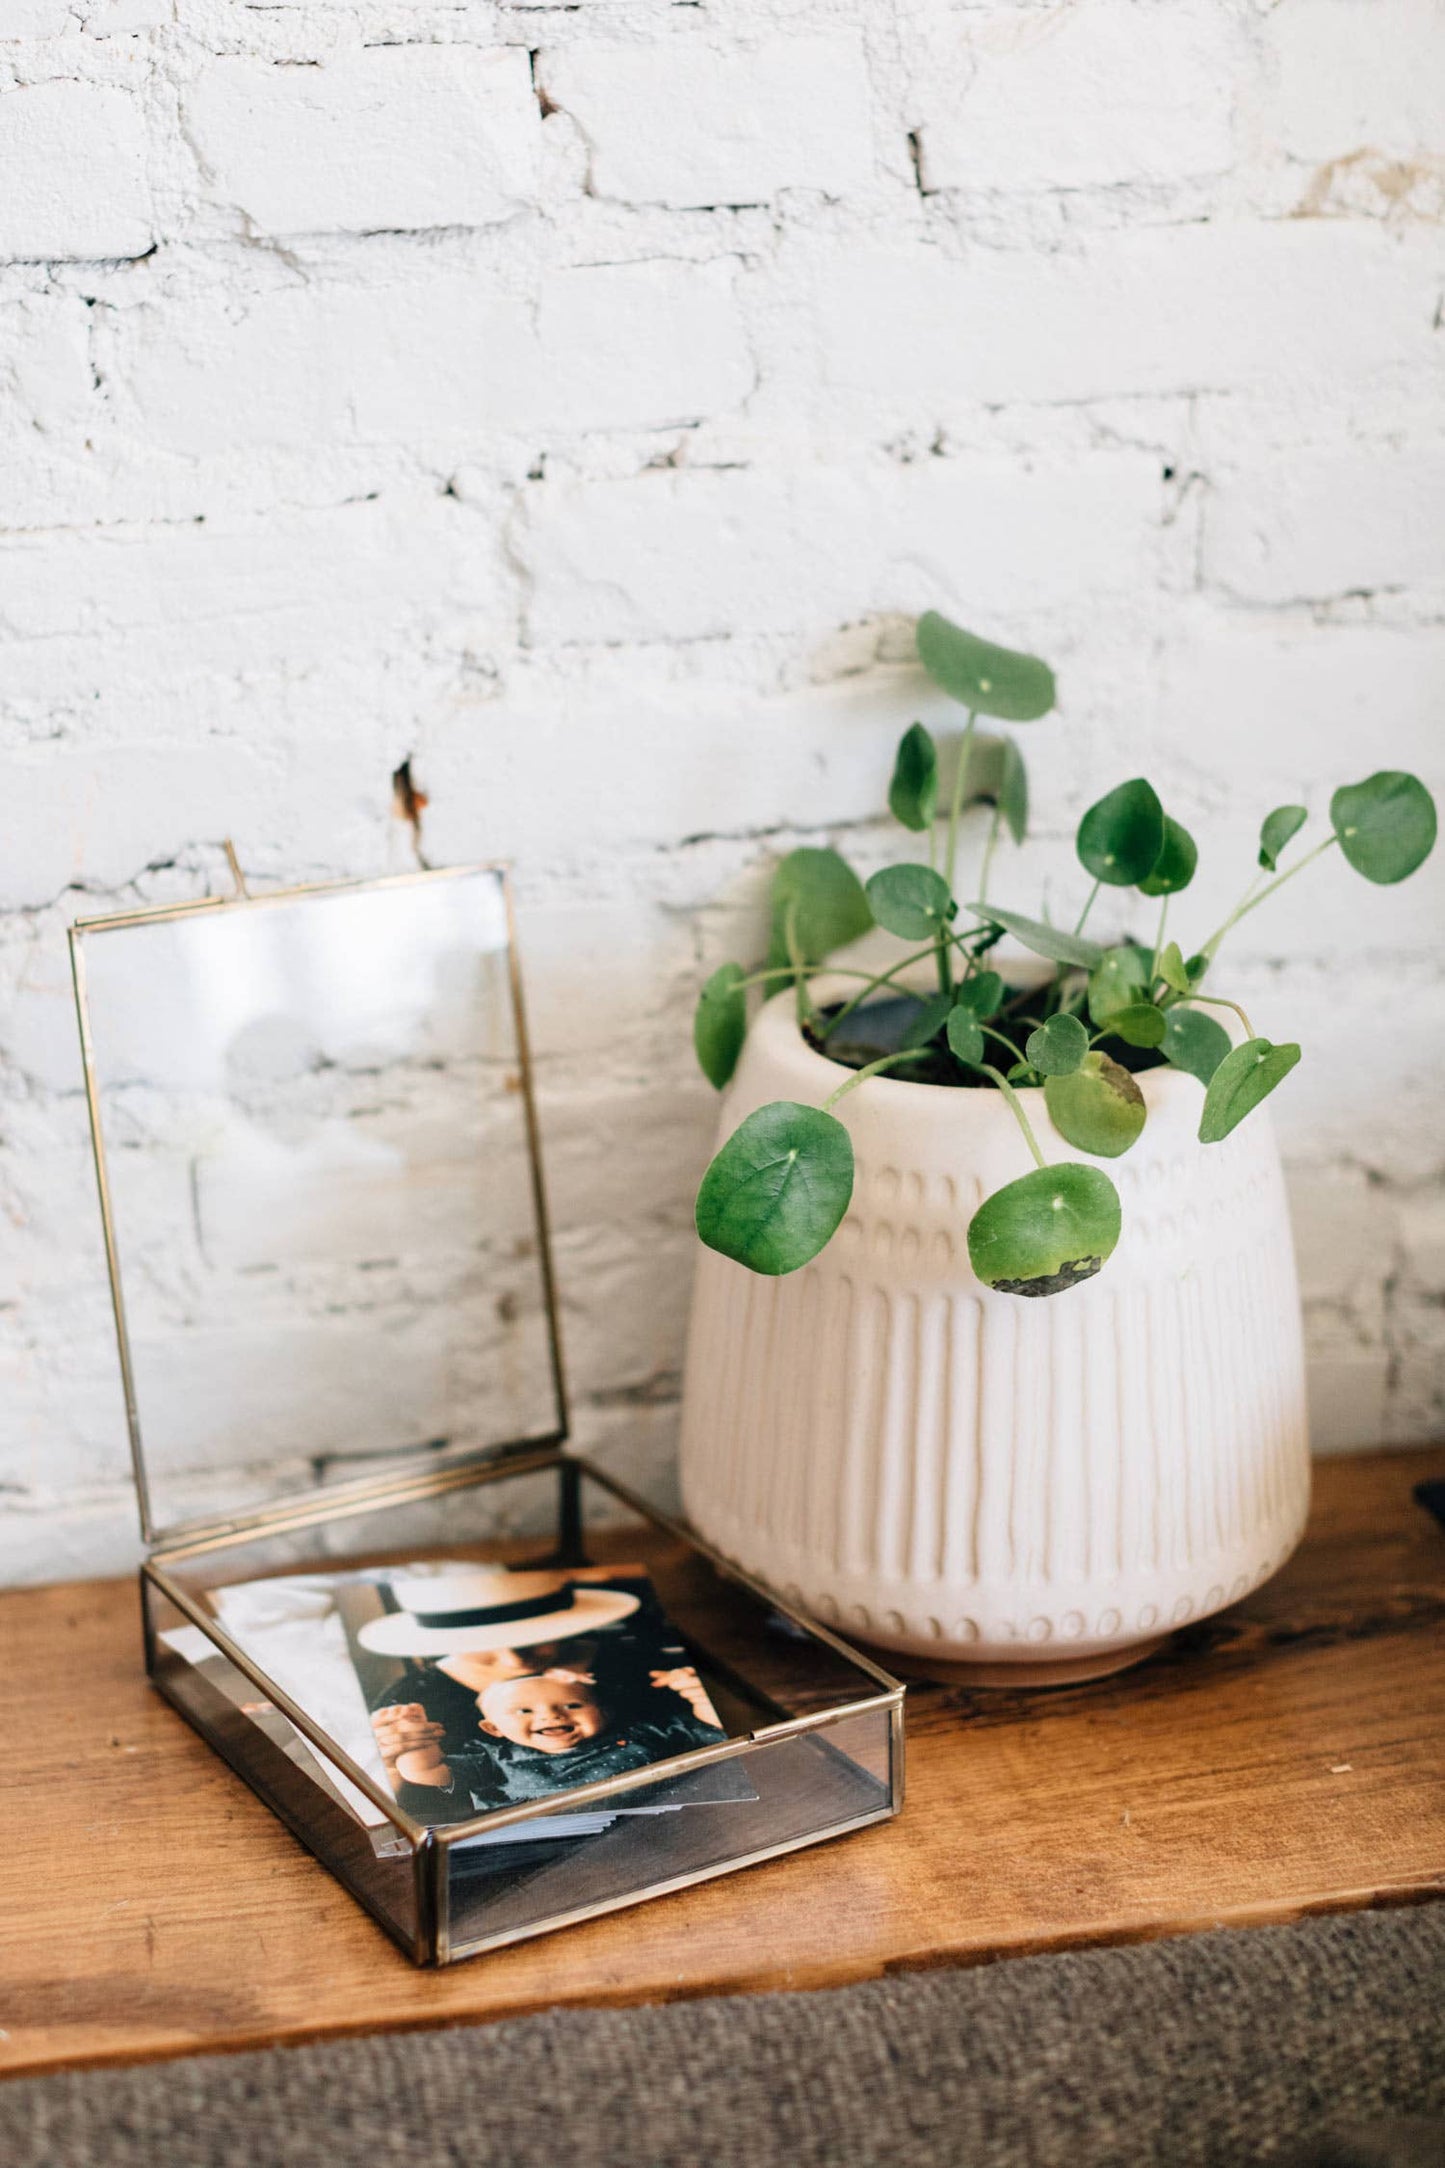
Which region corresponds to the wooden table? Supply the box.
[2,1447,1442,2080]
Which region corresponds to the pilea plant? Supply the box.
[691,611,1437,1298]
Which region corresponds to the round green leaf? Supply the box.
[888,722,938,833]
[1199,1038,1301,1144]
[1162,1005,1231,1085]
[1077,778,1166,888]
[1025,1012,1089,1077]
[766,848,872,972]
[866,862,956,941]
[1259,804,1307,872]
[695,1101,854,1275]
[693,963,748,1090]
[965,904,1105,970]
[967,1162,1121,1297]
[1087,945,1147,1027]
[1044,1052,1146,1158]
[953,969,1004,1019]
[1157,941,1192,997]
[962,733,1029,845]
[946,1008,985,1068]
[915,611,1056,722]
[1105,1001,1166,1050]
[1329,772,1437,885]
[1137,815,1198,897]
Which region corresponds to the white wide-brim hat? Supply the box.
[356,1567,639,1657]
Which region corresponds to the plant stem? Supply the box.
[1186,991,1256,1038]
[942,710,977,895]
[1074,878,1102,937]
[783,899,816,1026]
[1201,836,1338,962]
[980,1021,1025,1064]
[818,931,977,1040]
[823,1050,931,1109]
[977,803,1003,906]
[934,923,954,1000]
[1150,894,1169,987]
[982,1064,1047,1170]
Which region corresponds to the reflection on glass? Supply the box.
[78,871,562,1536]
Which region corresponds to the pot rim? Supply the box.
[754,970,1207,1112]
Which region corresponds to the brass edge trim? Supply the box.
[69,926,156,1542]
[415,1830,441,1967]
[891,1698,907,1813]
[573,1457,907,1696]
[501,868,571,1449]
[442,1805,899,1964]
[745,1697,902,1744]
[146,1440,568,1562]
[71,860,503,936]
[142,1559,430,1840]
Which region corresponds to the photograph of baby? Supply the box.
[206,1556,755,1851]
[354,1566,740,1824]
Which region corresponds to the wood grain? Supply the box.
[1,1447,1441,2080]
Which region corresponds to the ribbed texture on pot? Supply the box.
[680,985,1311,1664]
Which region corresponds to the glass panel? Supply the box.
[143,1576,424,1961]
[442,1707,896,1959]
[76,869,563,1538]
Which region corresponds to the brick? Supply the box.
[1203,447,1445,604]
[0,294,95,434]
[915,0,1240,193]
[520,454,1162,645]
[536,34,874,208]
[116,257,750,460]
[809,223,1442,410]
[531,257,753,432]
[1262,0,1445,162]
[0,80,154,260]
[185,47,541,236]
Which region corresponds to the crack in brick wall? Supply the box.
[0,0,1442,1583]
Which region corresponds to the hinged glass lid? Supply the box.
[70,865,567,1547]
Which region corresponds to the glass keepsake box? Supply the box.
[70,863,902,1966]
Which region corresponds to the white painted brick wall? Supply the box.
[0,0,1442,1585]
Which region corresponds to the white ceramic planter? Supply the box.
[679,980,1311,1684]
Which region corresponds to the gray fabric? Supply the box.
[3,1904,1442,2167]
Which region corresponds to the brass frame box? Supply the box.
[71,862,903,1966]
